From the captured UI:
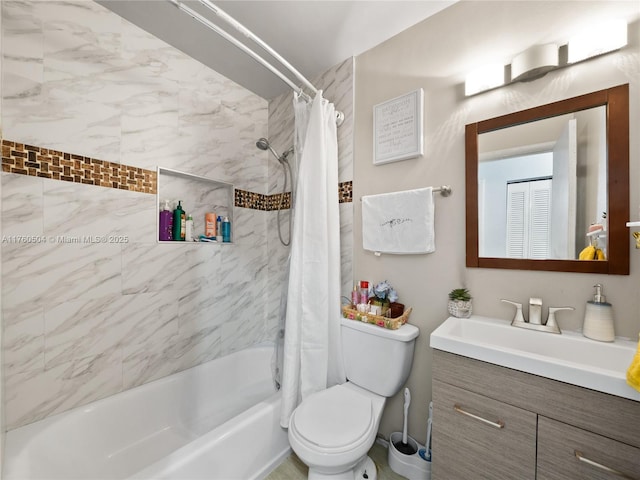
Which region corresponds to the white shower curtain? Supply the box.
[280,92,345,428]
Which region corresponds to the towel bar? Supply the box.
[360,185,452,201]
[433,185,452,196]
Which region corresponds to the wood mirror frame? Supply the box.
[465,84,629,274]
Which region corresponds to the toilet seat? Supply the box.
[292,385,374,452]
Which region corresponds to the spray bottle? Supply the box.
[222,216,231,243]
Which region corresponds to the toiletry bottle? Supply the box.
[205,212,217,238]
[217,215,222,239]
[222,216,231,243]
[351,285,359,307]
[359,281,369,304]
[185,215,194,242]
[159,200,173,241]
[172,201,186,241]
[583,283,615,342]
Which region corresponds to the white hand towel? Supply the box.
[362,187,435,254]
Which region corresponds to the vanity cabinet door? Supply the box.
[537,416,640,480]
[432,379,537,480]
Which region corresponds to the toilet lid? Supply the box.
[294,385,373,448]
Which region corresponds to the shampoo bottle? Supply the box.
[582,283,615,342]
[222,216,231,243]
[159,200,173,241]
[185,215,194,242]
[217,216,222,239]
[173,201,186,241]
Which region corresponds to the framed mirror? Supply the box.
[466,84,629,274]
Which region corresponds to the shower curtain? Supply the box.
[280,92,345,428]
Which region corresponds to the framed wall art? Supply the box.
[373,88,424,165]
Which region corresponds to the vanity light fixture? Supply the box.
[464,19,628,96]
[464,63,505,96]
[511,44,558,82]
[567,19,628,64]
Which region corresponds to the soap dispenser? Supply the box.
[582,284,615,342]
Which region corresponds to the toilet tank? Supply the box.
[341,317,419,397]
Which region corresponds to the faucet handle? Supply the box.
[546,307,574,329]
[501,299,526,324]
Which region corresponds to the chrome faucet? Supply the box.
[528,298,542,325]
[501,298,574,334]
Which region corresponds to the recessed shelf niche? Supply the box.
[157,167,234,244]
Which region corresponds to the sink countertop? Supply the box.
[430,315,640,402]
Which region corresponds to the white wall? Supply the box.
[355,1,640,443]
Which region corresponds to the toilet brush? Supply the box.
[394,388,417,455]
[419,401,433,461]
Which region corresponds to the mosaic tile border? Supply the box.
[1,139,353,209]
[234,189,293,211]
[235,181,352,211]
[1,140,157,194]
[339,181,353,203]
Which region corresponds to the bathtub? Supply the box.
[4,345,291,480]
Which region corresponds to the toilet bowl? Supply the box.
[288,318,420,480]
[288,383,385,479]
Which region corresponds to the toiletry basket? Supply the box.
[342,305,412,330]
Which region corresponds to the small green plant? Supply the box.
[448,288,471,302]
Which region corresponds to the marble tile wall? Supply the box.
[1,0,356,430]
[0,0,4,459]
[1,0,271,430]
[265,57,355,338]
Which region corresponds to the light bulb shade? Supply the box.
[511,44,558,82]
[568,19,627,64]
[465,64,505,96]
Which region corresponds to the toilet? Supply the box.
[288,316,420,480]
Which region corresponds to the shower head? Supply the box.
[256,137,270,151]
[256,137,293,163]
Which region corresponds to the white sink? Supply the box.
[430,315,640,402]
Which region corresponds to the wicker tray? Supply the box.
[342,305,412,330]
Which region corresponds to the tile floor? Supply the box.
[265,443,407,480]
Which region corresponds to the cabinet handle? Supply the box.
[574,450,636,479]
[453,404,505,429]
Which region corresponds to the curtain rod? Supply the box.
[168,0,345,126]
[200,0,316,94]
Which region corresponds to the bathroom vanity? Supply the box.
[430,316,640,480]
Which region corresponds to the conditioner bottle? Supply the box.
[172,201,186,241]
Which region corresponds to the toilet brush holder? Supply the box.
[388,432,431,480]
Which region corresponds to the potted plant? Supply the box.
[448,288,472,318]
